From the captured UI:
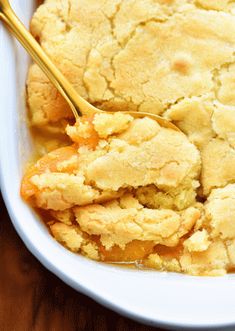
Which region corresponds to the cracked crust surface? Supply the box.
[28,0,235,126]
[23,0,235,276]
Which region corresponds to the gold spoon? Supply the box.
[0,0,179,131]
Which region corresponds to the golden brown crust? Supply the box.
[24,0,235,276]
[28,1,235,127]
[74,194,200,249]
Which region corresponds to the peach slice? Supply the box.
[99,240,156,262]
[21,145,78,201]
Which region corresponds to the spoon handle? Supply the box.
[0,0,97,120]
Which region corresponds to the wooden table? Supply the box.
[0,194,164,331]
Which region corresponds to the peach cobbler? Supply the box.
[22,0,235,276]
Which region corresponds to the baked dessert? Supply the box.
[22,0,235,276]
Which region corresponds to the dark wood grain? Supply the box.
[0,194,164,331]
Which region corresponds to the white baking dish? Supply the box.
[1,1,235,330]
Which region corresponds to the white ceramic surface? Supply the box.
[1,1,235,330]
